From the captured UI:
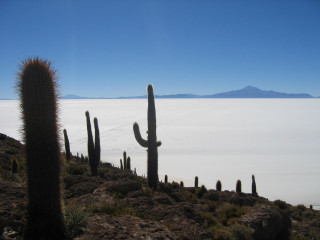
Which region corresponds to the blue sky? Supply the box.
[0,0,320,98]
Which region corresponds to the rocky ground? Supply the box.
[0,133,319,240]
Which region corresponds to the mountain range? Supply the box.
[62,86,317,99]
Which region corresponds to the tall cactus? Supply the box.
[133,84,161,190]
[63,129,71,161]
[94,117,101,173]
[17,58,65,239]
[85,111,95,175]
[252,174,257,195]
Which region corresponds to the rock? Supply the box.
[74,214,177,240]
[240,204,291,240]
[105,180,142,195]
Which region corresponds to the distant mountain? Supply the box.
[206,86,314,98]
[0,98,12,100]
[62,86,315,99]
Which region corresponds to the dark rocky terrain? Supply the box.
[0,133,319,240]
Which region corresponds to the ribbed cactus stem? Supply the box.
[18,58,65,239]
[63,129,71,161]
[252,174,257,195]
[86,111,95,176]
[93,117,100,175]
[133,84,161,190]
[236,179,242,193]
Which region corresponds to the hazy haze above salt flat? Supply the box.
[0,99,319,207]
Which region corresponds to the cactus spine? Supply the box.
[216,180,222,191]
[63,129,71,161]
[252,174,257,195]
[18,58,65,239]
[195,176,199,188]
[133,84,161,190]
[236,179,242,193]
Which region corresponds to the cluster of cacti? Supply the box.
[195,176,199,188]
[236,179,242,193]
[17,58,65,239]
[63,129,71,161]
[85,111,101,176]
[133,84,161,190]
[121,151,132,170]
[216,180,222,191]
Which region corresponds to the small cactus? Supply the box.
[11,157,19,174]
[236,179,242,193]
[216,180,222,191]
[195,176,199,188]
[17,57,65,239]
[120,159,123,170]
[165,174,168,184]
[180,181,184,187]
[133,84,161,190]
[123,151,127,169]
[252,174,257,195]
[63,129,71,161]
[127,156,131,170]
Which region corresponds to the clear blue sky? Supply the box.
[0,0,320,98]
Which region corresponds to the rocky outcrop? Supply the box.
[240,204,291,240]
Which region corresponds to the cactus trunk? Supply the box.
[93,117,100,174]
[86,111,96,176]
[133,84,161,190]
[18,58,65,239]
[63,129,71,161]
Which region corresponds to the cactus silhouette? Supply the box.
[195,176,199,188]
[17,58,65,239]
[93,117,100,174]
[127,156,131,170]
[85,111,95,175]
[236,179,242,193]
[123,151,127,169]
[180,181,184,187]
[216,180,222,191]
[252,174,257,195]
[120,159,123,170]
[63,129,71,161]
[165,174,168,184]
[133,84,161,190]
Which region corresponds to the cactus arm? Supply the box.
[157,141,161,147]
[133,122,148,148]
